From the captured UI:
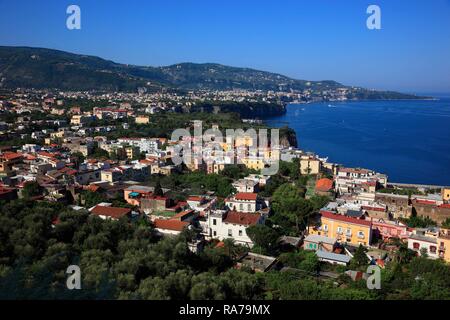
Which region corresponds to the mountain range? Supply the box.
[0,46,425,99]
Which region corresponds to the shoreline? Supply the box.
[265,99,450,187]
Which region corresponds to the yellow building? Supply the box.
[135,115,150,124]
[241,157,265,171]
[300,155,321,175]
[438,228,450,263]
[309,211,372,246]
[125,146,140,160]
[70,115,93,126]
[235,135,255,148]
[442,188,450,202]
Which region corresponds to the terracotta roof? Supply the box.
[439,204,450,209]
[362,205,386,212]
[234,193,258,201]
[320,210,372,227]
[223,211,261,226]
[91,205,131,219]
[154,219,189,232]
[1,152,22,160]
[315,178,333,192]
[172,209,195,220]
[24,154,37,160]
[37,151,56,158]
[187,196,204,202]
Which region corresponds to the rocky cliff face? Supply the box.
[279,127,298,148]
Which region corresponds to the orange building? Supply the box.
[309,210,372,246]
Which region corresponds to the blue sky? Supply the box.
[1,0,449,93]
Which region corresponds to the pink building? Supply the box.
[372,218,409,240]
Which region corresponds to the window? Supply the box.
[430,246,437,254]
[357,231,365,239]
[213,231,217,236]
[346,228,352,236]
[337,227,343,234]
[239,204,244,211]
[213,219,217,226]
[413,242,420,249]
[239,230,243,236]
[323,224,328,231]
[228,229,232,237]
[247,204,251,211]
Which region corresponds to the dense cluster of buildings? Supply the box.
[1,89,450,271]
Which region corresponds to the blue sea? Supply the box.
[266,98,450,186]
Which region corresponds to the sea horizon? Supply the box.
[266,98,450,186]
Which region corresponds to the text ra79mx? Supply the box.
[223,304,270,316]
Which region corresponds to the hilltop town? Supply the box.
[1,88,450,299]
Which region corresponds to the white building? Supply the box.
[118,137,161,153]
[204,209,266,247]
[408,228,439,259]
[232,179,259,193]
[225,192,260,213]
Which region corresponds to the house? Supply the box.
[437,228,450,263]
[309,210,372,246]
[140,195,171,214]
[124,185,154,206]
[186,196,215,212]
[245,174,271,186]
[90,204,132,220]
[236,252,278,272]
[300,155,321,175]
[316,250,351,266]
[361,204,388,219]
[135,115,150,124]
[442,188,450,202]
[335,167,387,195]
[408,228,439,259]
[303,234,337,252]
[75,169,101,185]
[205,209,266,246]
[225,192,262,213]
[279,236,302,249]
[375,192,412,218]
[232,179,259,193]
[411,198,450,224]
[153,219,189,236]
[372,218,408,240]
[315,178,334,197]
[70,115,94,126]
[0,152,23,174]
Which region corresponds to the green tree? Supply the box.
[22,181,42,199]
[349,245,369,270]
[246,224,279,254]
[271,183,313,234]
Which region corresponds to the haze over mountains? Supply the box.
[0,46,424,99]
